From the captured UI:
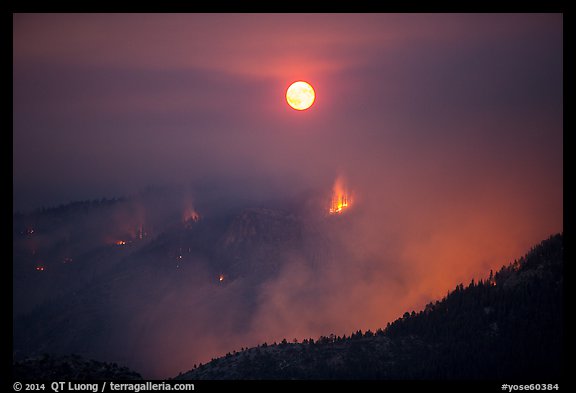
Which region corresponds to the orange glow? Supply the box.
[219,274,225,282]
[329,176,352,215]
[183,208,200,227]
[116,240,126,245]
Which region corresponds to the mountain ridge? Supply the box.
[175,233,563,380]
[12,198,331,377]
[12,233,563,380]
[12,193,563,379]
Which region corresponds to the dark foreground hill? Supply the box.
[176,233,564,380]
[13,354,143,380]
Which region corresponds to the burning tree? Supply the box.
[329,176,352,215]
[183,207,200,228]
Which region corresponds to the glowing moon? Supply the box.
[286,81,315,111]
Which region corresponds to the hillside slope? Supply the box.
[13,196,332,377]
[176,233,563,380]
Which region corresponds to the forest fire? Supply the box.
[330,194,349,214]
[219,274,225,283]
[116,240,127,246]
[329,176,352,215]
[183,208,200,228]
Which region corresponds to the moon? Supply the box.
[286,81,315,111]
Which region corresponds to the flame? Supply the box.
[35,265,44,271]
[219,274,225,282]
[116,240,126,245]
[329,176,352,215]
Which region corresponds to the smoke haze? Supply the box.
[12,14,562,378]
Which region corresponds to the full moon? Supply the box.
[286,81,315,111]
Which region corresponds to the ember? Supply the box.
[183,208,200,227]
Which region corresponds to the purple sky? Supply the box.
[13,13,562,212]
[13,12,563,269]
[12,13,563,377]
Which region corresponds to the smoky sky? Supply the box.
[13,13,562,212]
[12,13,563,378]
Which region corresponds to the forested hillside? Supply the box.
[178,234,563,380]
